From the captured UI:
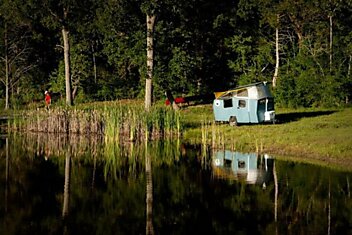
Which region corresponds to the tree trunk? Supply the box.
[72,85,78,100]
[288,14,304,50]
[92,43,97,84]
[62,26,73,106]
[329,14,333,74]
[4,23,9,110]
[272,14,280,88]
[348,55,351,78]
[145,14,156,111]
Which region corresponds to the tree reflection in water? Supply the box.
[0,133,351,235]
[145,141,154,235]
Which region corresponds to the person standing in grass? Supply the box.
[45,91,51,110]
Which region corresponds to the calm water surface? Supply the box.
[0,133,351,235]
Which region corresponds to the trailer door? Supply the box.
[236,99,249,123]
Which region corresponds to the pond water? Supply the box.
[0,133,351,235]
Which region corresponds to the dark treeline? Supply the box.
[0,0,352,109]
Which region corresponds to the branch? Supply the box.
[11,64,36,87]
[8,47,31,66]
[44,2,64,25]
[56,44,64,50]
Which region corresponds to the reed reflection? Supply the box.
[1,134,351,235]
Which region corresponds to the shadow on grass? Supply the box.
[276,110,337,124]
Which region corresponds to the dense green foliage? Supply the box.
[0,0,351,108]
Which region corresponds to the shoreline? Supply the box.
[182,106,352,171]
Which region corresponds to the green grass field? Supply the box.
[181,105,352,170]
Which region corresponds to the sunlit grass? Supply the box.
[6,99,352,169]
[182,105,352,169]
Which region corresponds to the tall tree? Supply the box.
[145,14,155,111]
[41,0,89,106]
[0,1,35,109]
[272,14,280,88]
[141,0,160,111]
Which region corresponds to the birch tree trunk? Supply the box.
[62,26,73,106]
[272,14,280,88]
[145,14,155,111]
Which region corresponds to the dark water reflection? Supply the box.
[0,133,351,235]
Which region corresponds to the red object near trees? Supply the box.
[165,97,186,105]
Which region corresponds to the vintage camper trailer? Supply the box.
[213,82,275,126]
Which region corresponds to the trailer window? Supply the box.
[267,98,274,111]
[237,89,248,97]
[223,99,233,108]
[239,100,246,108]
[258,98,266,111]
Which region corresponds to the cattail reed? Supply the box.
[9,105,182,142]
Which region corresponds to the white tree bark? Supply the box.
[62,26,73,106]
[272,14,280,88]
[145,15,155,111]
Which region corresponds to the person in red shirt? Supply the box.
[45,91,51,110]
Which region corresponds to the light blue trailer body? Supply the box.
[213,82,275,125]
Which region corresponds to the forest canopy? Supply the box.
[0,0,351,109]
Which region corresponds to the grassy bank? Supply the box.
[182,105,352,170]
[4,99,352,170]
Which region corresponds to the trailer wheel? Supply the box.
[229,116,238,126]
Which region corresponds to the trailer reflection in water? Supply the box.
[212,150,274,186]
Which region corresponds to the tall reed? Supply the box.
[9,105,182,142]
